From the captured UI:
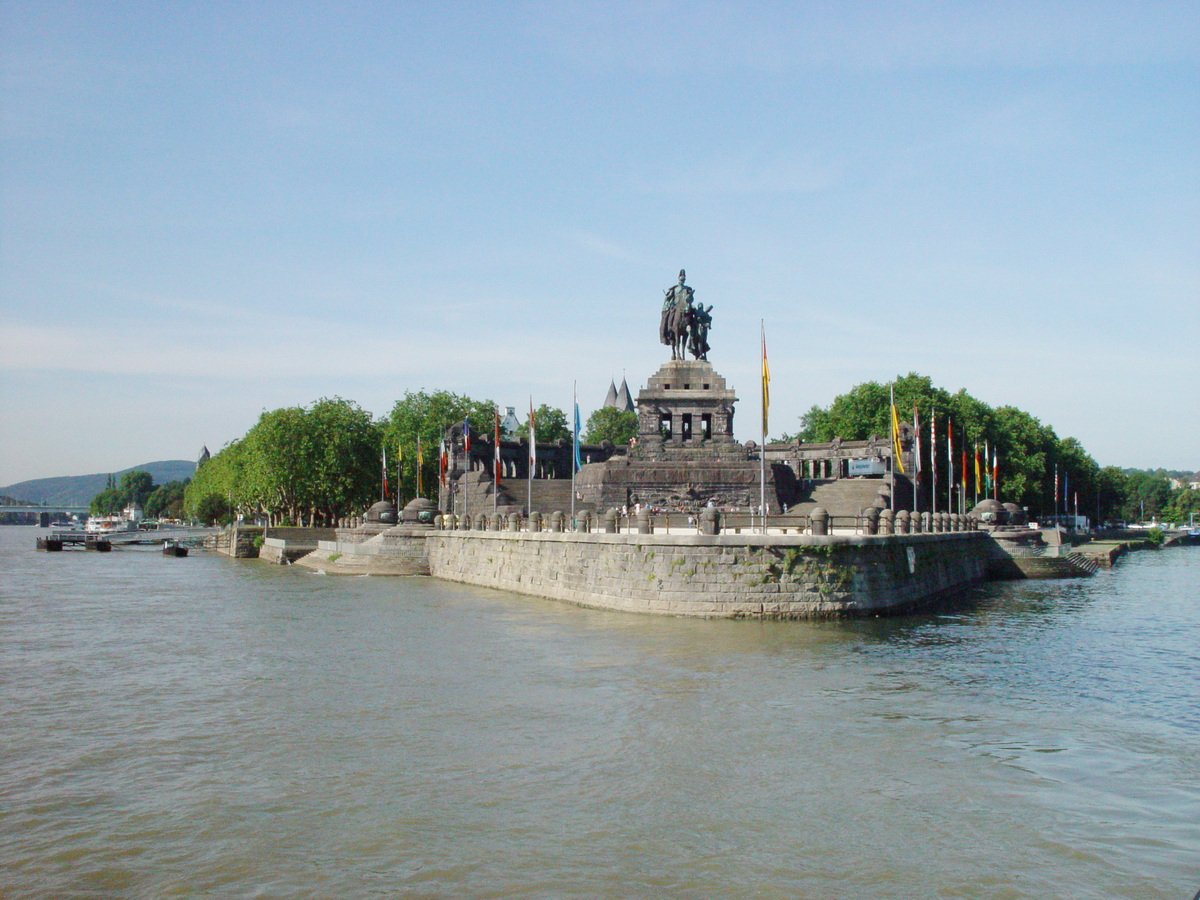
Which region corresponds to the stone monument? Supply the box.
[574,271,780,512]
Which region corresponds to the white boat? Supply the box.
[85,501,144,534]
[85,515,138,534]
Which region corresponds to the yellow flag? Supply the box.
[760,323,770,437]
[891,392,906,474]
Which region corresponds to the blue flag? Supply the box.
[572,402,581,471]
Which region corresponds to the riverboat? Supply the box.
[162,540,189,557]
[85,515,138,534]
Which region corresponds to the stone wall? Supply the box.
[205,525,263,558]
[425,531,989,619]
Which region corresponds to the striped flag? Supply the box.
[382,446,389,501]
[913,404,922,484]
[890,385,905,474]
[572,394,582,472]
[494,407,501,486]
[528,398,536,470]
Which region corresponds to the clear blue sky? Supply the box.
[2,1,1197,484]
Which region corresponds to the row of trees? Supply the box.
[182,392,640,526]
[789,373,1197,524]
[90,471,188,520]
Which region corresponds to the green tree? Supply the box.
[145,480,188,519]
[119,470,156,508]
[583,407,638,445]
[380,390,497,504]
[516,404,571,444]
[1122,471,1173,523]
[89,488,125,516]
[1164,486,1200,525]
[194,493,231,526]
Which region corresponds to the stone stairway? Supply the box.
[786,479,890,519]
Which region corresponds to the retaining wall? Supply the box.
[425,530,989,618]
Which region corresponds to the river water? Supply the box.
[2,528,1197,899]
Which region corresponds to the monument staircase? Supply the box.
[785,478,889,519]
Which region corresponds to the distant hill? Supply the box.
[0,460,196,506]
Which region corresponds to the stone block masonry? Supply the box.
[424,531,989,618]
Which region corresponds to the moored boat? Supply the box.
[162,540,188,557]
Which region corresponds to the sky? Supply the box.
[1,1,1197,485]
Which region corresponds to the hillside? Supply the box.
[0,460,196,506]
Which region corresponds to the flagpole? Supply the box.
[947,419,954,517]
[493,406,500,520]
[930,409,937,515]
[760,321,768,534]
[527,397,534,519]
[889,385,895,513]
[912,403,920,515]
[571,381,578,526]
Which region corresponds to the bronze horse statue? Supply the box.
[660,270,694,361]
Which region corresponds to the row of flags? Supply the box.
[889,393,1001,509]
[374,398,585,505]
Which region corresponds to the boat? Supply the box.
[162,540,189,557]
[85,515,138,534]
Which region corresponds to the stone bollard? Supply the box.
[577,511,591,533]
[700,506,721,535]
[459,514,471,531]
[550,511,564,533]
[811,507,829,536]
[508,514,521,532]
[603,509,618,533]
[434,514,444,529]
[950,514,961,532]
[938,512,948,533]
[529,512,542,533]
[879,508,895,535]
[862,507,879,535]
[636,507,653,535]
[896,509,911,534]
[920,512,931,533]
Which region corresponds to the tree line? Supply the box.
[90,471,188,520]
[181,393,639,526]
[169,378,1191,527]
[790,373,1198,524]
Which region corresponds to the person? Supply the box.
[689,303,713,359]
[660,269,695,350]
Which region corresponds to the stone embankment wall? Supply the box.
[258,527,337,564]
[206,526,263,558]
[425,531,989,618]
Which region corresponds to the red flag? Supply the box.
[439,438,447,488]
[382,446,389,502]
[494,407,501,486]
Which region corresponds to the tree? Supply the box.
[516,404,571,444]
[90,488,125,516]
[1121,471,1173,523]
[194,493,231,526]
[1164,486,1200,525]
[145,481,188,519]
[119,470,156,508]
[584,407,638,445]
[783,372,1116,516]
[380,390,497,503]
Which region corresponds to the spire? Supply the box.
[603,379,619,408]
[615,377,634,412]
